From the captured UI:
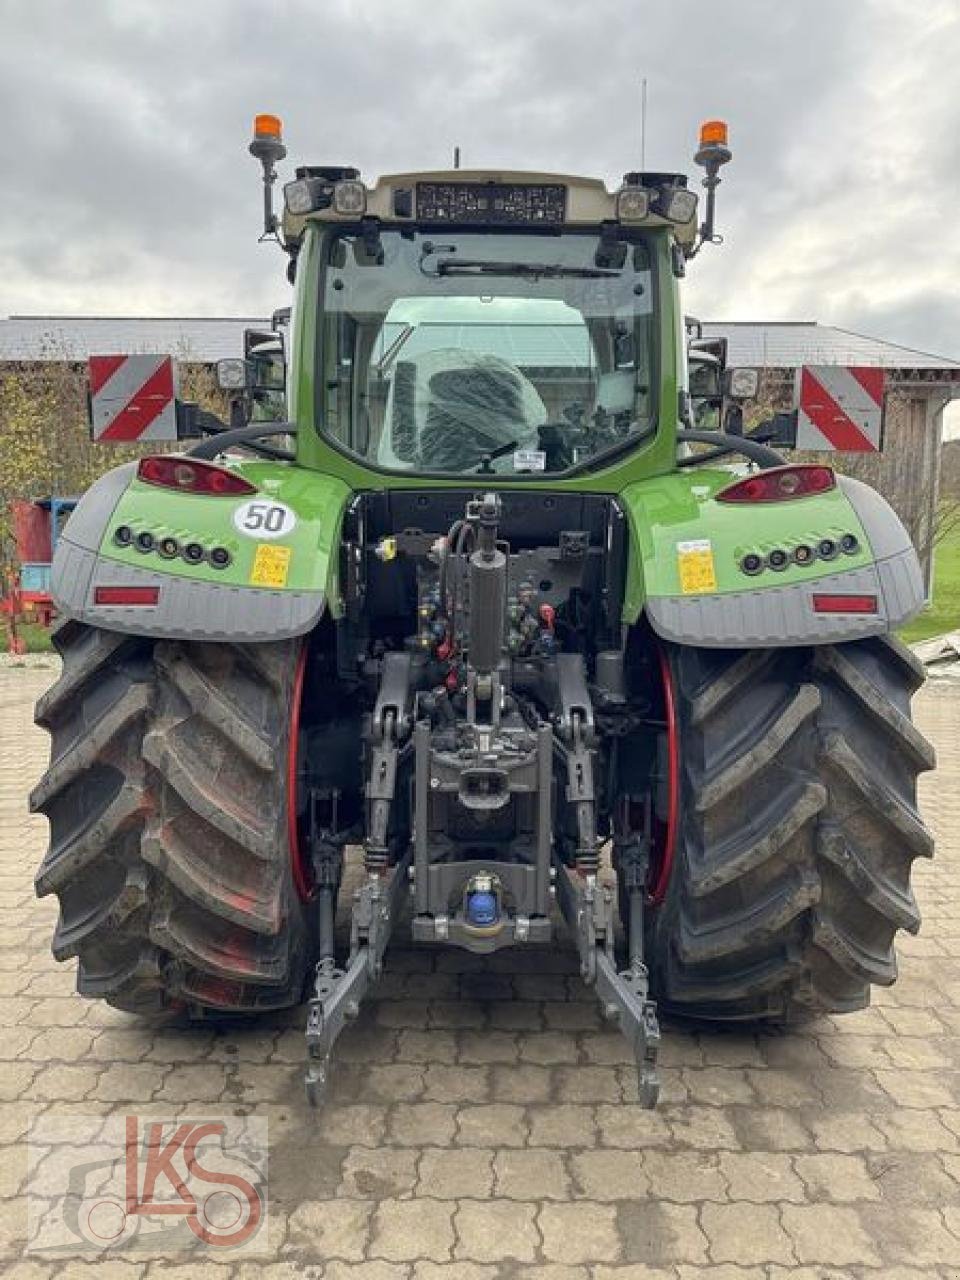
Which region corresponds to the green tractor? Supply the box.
[32,116,934,1106]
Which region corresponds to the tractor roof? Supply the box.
[281,167,698,245]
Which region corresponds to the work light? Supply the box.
[654,186,698,224]
[726,367,759,400]
[284,177,329,216]
[616,187,650,222]
[333,180,367,215]
[216,358,248,390]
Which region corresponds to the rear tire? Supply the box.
[647,636,935,1020]
[31,621,312,1015]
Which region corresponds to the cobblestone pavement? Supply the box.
[2,658,960,1278]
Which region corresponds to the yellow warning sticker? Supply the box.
[677,539,717,595]
[250,543,292,588]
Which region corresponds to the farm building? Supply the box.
[2,313,958,589]
[702,322,960,590]
[0,316,266,365]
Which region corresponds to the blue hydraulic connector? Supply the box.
[465,890,499,927]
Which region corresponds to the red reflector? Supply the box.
[812,593,878,614]
[137,455,256,496]
[94,586,160,606]
[716,464,836,504]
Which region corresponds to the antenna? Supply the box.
[640,78,647,171]
[453,145,461,170]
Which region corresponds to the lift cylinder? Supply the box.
[468,547,506,673]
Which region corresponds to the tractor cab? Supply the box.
[278,166,696,482]
[235,115,787,493]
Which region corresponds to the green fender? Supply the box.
[618,468,925,647]
[50,459,352,641]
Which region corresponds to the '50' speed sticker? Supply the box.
[233,499,297,540]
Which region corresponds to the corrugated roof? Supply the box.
[0,316,269,362]
[702,321,960,371]
[2,315,957,372]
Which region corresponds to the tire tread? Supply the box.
[32,624,308,1015]
[650,637,933,1019]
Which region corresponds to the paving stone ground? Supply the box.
[2,656,960,1277]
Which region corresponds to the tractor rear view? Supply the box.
[32,117,934,1107]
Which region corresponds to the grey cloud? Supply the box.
[0,0,957,360]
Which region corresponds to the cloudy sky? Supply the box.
[2,0,958,367]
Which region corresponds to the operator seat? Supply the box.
[418,363,530,472]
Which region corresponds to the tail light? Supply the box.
[137,456,257,496]
[812,593,878,614]
[716,465,835,504]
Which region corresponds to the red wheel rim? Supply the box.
[287,640,312,901]
[647,642,679,906]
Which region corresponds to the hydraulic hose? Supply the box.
[676,428,784,470]
[186,422,297,460]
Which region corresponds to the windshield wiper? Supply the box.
[434,260,620,280]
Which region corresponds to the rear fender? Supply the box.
[51,460,351,642]
[619,468,924,648]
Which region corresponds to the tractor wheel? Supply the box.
[646,636,935,1020]
[31,621,313,1015]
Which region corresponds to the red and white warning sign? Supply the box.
[88,355,179,442]
[796,365,885,452]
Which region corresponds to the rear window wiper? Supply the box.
[376,324,414,374]
[433,260,620,280]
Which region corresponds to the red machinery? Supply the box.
[2,497,78,651]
